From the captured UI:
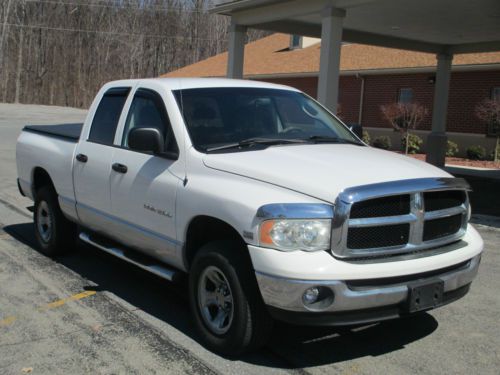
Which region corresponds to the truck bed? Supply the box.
[23,123,83,142]
[17,124,81,209]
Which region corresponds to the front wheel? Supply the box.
[189,241,273,356]
[34,185,76,256]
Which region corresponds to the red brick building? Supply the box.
[163,34,500,156]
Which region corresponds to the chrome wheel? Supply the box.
[198,265,234,335]
[36,201,53,243]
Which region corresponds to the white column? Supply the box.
[426,52,453,167]
[317,7,345,113]
[226,22,247,79]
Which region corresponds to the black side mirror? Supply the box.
[128,127,164,154]
[349,124,363,139]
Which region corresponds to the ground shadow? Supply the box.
[243,313,437,367]
[470,215,500,229]
[453,174,500,217]
[4,222,438,368]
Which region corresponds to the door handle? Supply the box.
[112,163,128,174]
[76,153,88,163]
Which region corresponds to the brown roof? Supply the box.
[162,33,500,78]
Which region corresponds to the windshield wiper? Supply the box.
[206,136,363,152]
[307,136,364,146]
[206,137,309,152]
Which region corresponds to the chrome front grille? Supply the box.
[350,195,410,218]
[423,214,463,241]
[331,178,470,259]
[347,223,410,249]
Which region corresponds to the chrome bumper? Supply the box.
[256,254,480,313]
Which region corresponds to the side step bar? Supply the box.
[79,232,179,282]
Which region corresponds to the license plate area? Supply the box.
[407,280,444,313]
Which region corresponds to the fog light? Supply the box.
[301,286,335,310]
[302,287,320,305]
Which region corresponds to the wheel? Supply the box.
[189,240,273,356]
[34,185,76,256]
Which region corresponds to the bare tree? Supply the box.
[0,0,269,108]
[0,0,13,68]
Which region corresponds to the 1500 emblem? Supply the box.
[144,204,173,218]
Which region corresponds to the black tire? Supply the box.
[189,240,273,356]
[34,185,76,256]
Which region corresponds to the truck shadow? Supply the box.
[4,222,438,369]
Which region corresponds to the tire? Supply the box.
[33,185,76,256]
[189,240,273,356]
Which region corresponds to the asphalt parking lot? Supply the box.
[0,103,499,374]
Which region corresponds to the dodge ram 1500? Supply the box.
[16,78,483,355]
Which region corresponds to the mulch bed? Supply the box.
[405,153,500,169]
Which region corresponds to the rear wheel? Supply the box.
[189,241,273,356]
[34,185,76,256]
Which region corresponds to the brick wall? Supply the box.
[264,70,500,135]
[263,76,318,98]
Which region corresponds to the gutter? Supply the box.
[209,0,287,15]
[234,63,500,80]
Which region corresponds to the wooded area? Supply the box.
[0,0,266,108]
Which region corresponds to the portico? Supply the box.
[211,0,500,167]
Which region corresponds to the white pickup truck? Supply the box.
[16,78,483,355]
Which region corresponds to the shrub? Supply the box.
[401,133,423,154]
[466,145,486,160]
[372,136,391,150]
[362,130,371,145]
[446,141,459,157]
[380,102,428,154]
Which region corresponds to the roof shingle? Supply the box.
[162,33,500,78]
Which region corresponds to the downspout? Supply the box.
[357,73,365,124]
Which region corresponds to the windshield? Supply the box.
[173,87,360,152]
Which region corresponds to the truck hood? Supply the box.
[203,144,451,203]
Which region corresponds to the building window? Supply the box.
[492,87,500,101]
[398,88,414,104]
[290,35,302,50]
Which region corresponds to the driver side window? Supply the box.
[122,89,178,153]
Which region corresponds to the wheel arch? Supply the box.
[31,167,56,198]
[183,215,248,270]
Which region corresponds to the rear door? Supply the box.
[109,86,183,266]
[73,87,131,232]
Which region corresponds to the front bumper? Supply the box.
[255,254,480,325]
[266,283,471,326]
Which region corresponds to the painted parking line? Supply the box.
[39,290,97,311]
[0,290,97,327]
[0,315,17,327]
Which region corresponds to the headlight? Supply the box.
[259,219,331,252]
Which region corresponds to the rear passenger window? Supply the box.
[88,87,130,145]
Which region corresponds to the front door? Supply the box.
[109,87,182,266]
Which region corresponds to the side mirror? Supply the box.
[349,124,363,139]
[128,127,164,154]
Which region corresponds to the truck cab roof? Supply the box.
[103,77,301,92]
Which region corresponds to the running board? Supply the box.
[79,232,179,282]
